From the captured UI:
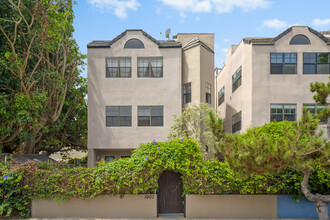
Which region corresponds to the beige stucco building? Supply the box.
[87,30,215,166]
[216,26,330,134]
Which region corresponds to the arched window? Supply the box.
[290,35,310,45]
[124,38,145,49]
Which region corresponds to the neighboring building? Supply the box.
[215,26,330,134]
[87,30,214,166]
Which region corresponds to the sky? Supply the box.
[73,0,330,78]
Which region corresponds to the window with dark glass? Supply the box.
[138,106,163,126]
[124,38,145,49]
[138,57,163,77]
[232,111,241,133]
[106,106,132,127]
[290,35,310,45]
[218,86,225,106]
[106,57,131,77]
[303,104,329,123]
[206,82,211,104]
[270,53,297,74]
[303,53,330,74]
[270,104,296,122]
[183,83,191,104]
[104,156,115,162]
[232,66,242,92]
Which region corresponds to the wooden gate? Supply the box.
[157,171,184,214]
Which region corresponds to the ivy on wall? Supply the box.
[0,138,329,218]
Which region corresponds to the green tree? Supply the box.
[168,103,224,156]
[214,111,329,219]
[0,0,86,154]
[310,77,330,121]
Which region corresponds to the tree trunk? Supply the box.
[22,140,35,154]
[301,172,330,220]
[316,200,329,220]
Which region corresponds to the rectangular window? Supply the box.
[104,156,115,163]
[218,87,225,106]
[270,53,297,74]
[106,57,131,77]
[303,104,328,123]
[232,111,241,133]
[138,57,163,77]
[206,82,211,104]
[138,106,163,126]
[183,83,191,104]
[232,66,242,93]
[270,104,296,122]
[303,53,330,74]
[106,106,132,127]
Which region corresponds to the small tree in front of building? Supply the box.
[168,103,224,156]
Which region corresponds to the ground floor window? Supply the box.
[270,104,296,122]
[104,156,115,162]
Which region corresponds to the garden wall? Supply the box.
[185,195,330,219]
[32,194,157,218]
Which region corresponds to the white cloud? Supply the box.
[160,0,269,15]
[313,18,330,27]
[220,48,228,53]
[160,0,211,13]
[87,0,140,19]
[211,0,270,13]
[262,19,288,29]
[180,12,186,18]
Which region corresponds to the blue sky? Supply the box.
[73,0,330,78]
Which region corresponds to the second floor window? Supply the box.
[106,106,132,127]
[270,53,297,74]
[206,83,211,104]
[106,57,131,78]
[138,57,163,77]
[138,106,163,126]
[218,86,225,106]
[270,104,296,122]
[303,53,330,74]
[183,83,191,104]
[232,66,242,93]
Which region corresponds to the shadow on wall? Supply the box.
[225,103,238,133]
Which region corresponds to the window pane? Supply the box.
[150,57,162,67]
[284,65,296,74]
[184,94,191,104]
[106,106,118,116]
[124,39,144,49]
[106,58,118,67]
[271,115,283,122]
[119,106,131,116]
[271,53,283,63]
[317,53,330,64]
[120,116,131,126]
[138,106,150,116]
[151,116,163,126]
[106,67,118,77]
[151,67,163,77]
[106,116,118,126]
[303,53,316,64]
[138,116,150,126]
[317,64,330,74]
[271,64,283,74]
[151,106,163,116]
[304,64,316,74]
[284,53,296,64]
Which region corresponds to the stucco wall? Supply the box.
[88,30,182,166]
[216,26,329,133]
[186,194,277,219]
[32,194,157,218]
[216,42,253,133]
[251,26,330,127]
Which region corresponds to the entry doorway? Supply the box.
[157,171,184,214]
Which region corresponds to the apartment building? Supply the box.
[87,30,214,166]
[216,26,330,134]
